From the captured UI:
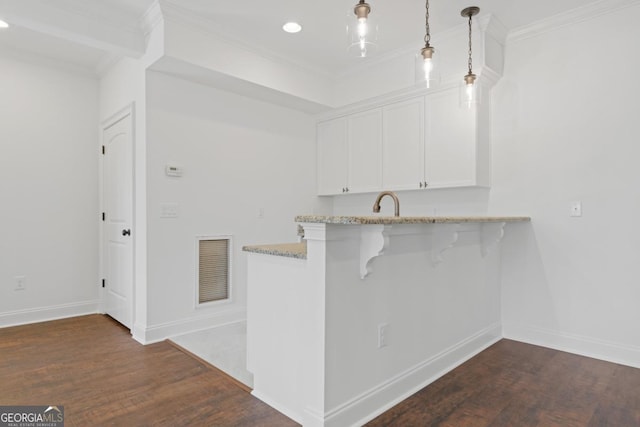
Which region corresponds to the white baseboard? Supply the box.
[132,307,247,344]
[503,323,640,369]
[251,389,306,426]
[0,300,101,328]
[323,323,502,427]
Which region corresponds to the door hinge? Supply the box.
[102,212,105,221]
[101,145,105,155]
[101,279,105,288]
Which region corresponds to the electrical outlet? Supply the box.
[160,203,179,218]
[14,276,26,291]
[570,201,582,217]
[378,323,389,348]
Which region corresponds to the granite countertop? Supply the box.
[242,242,307,259]
[244,216,530,259]
[294,215,531,225]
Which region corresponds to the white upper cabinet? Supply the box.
[317,118,348,195]
[316,86,491,195]
[317,109,383,195]
[347,109,383,193]
[382,98,425,190]
[425,88,489,188]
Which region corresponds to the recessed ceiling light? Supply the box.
[282,22,302,33]
[0,20,9,29]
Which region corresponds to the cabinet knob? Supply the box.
[424,181,428,188]
[346,187,349,193]
[419,182,423,188]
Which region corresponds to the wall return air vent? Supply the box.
[197,236,231,304]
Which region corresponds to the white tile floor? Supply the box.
[170,321,253,388]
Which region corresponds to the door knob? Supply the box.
[122,229,131,236]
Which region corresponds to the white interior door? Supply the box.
[103,112,133,328]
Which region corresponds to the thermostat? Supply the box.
[165,164,183,177]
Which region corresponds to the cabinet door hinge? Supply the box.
[101,279,106,288]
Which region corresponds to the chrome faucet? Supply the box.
[373,191,400,217]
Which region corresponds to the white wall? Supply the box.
[332,188,490,217]
[491,4,640,366]
[329,4,640,367]
[322,225,503,424]
[144,71,323,339]
[0,52,100,326]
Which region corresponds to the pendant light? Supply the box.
[461,6,480,108]
[419,0,436,88]
[348,0,377,58]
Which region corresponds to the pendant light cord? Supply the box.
[424,0,431,47]
[467,13,473,74]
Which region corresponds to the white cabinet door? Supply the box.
[425,90,477,188]
[317,118,348,195]
[348,109,383,193]
[382,97,425,190]
[316,87,490,196]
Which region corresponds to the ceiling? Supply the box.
[0,0,604,74]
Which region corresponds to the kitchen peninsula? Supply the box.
[244,214,530,427]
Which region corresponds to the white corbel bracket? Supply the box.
[360,225,389,279]
[430,223,460,267]
[480,222,506,257]
[357,221,507,278]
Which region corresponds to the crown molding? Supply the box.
[508,0,640,42]
[140,0,164,39]
[480,14,508,45]
[0,0,145,58]
[477,67,502,88]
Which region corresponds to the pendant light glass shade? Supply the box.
[460,73,480,108]
[347,0,378,58]
[415,48,440,88]
[416,0,438,88]
[460,6,480,108]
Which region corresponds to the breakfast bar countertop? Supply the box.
[294,215,531,225]
[243,216,530,260]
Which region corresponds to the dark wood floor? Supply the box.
[367,339,640,427]
[0,315,297,427]
[1,315,639,426]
